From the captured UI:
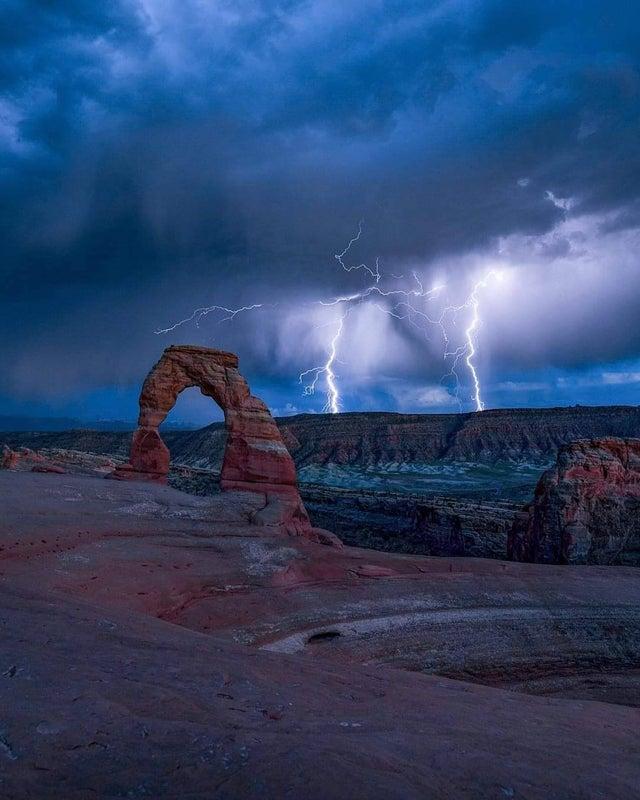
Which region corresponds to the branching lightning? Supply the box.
[298,312,347,413]
[438,271,500,412]
[157,224,503,414]
[155,303,268,334]
[295,248,445,411]
[334,219,380,283]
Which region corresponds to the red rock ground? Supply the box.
[1,471,639,799]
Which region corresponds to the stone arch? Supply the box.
[110,345,342,547]
[110,345,297,493]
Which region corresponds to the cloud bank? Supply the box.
[1,0,639,417]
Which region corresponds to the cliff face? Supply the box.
[278,412,462,466]
[162,405,640,470]
[301,484,517,559]
[3,405,640,473]
[509,438,640,566]
[280,406,640,467]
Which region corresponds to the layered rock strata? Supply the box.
[4,405,640,472]
[509,438,640,565]
[302,484,517,559]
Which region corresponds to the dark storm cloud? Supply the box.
[1,0,640,412]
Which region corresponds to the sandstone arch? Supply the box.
[111,345,298,491]
[110,345,340,546]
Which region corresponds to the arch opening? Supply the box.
[160,387,228,492]
[161,385,224,431]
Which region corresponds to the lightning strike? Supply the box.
[334,219,381,283]
[440,270,500,412]
[157,222,503,416]
[156,303,267,335]
[299,312,347,413]
[299,243,445,411]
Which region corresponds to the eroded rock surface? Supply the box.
[1,471,640,799]
[509,438,640,565]
[1,445,119,475]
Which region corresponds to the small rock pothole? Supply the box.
[307,630,341,644]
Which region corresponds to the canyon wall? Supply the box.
[509,438,640,565]
[279,407,640,467]
[301,484,516,559]
[5,405,638,471]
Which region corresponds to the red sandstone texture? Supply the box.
[509,438,640,564]
[1,445,119,476]
[1,471,640,799]
[109,345,331,544]
[1,445,65,473]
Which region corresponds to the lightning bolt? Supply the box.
[334,219,380,283]
[465,279,487,412]
[298,243,444,411]
[157,223,502,415]
[298,311,347,413]
[439,271,500,412]
[155,303,268,334]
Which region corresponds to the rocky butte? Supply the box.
[509,437,640,565]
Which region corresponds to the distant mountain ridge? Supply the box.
[0,415,198,433]
[279,406,640,467]
[2,405,640,471]
[0,416,136,432]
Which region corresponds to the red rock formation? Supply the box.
[1,444,20,469]
[1,445,65,473]
[1,445,121,475]
[109,345,331,543]
[509,438,640,565]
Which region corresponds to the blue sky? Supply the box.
[1,1,639,421]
